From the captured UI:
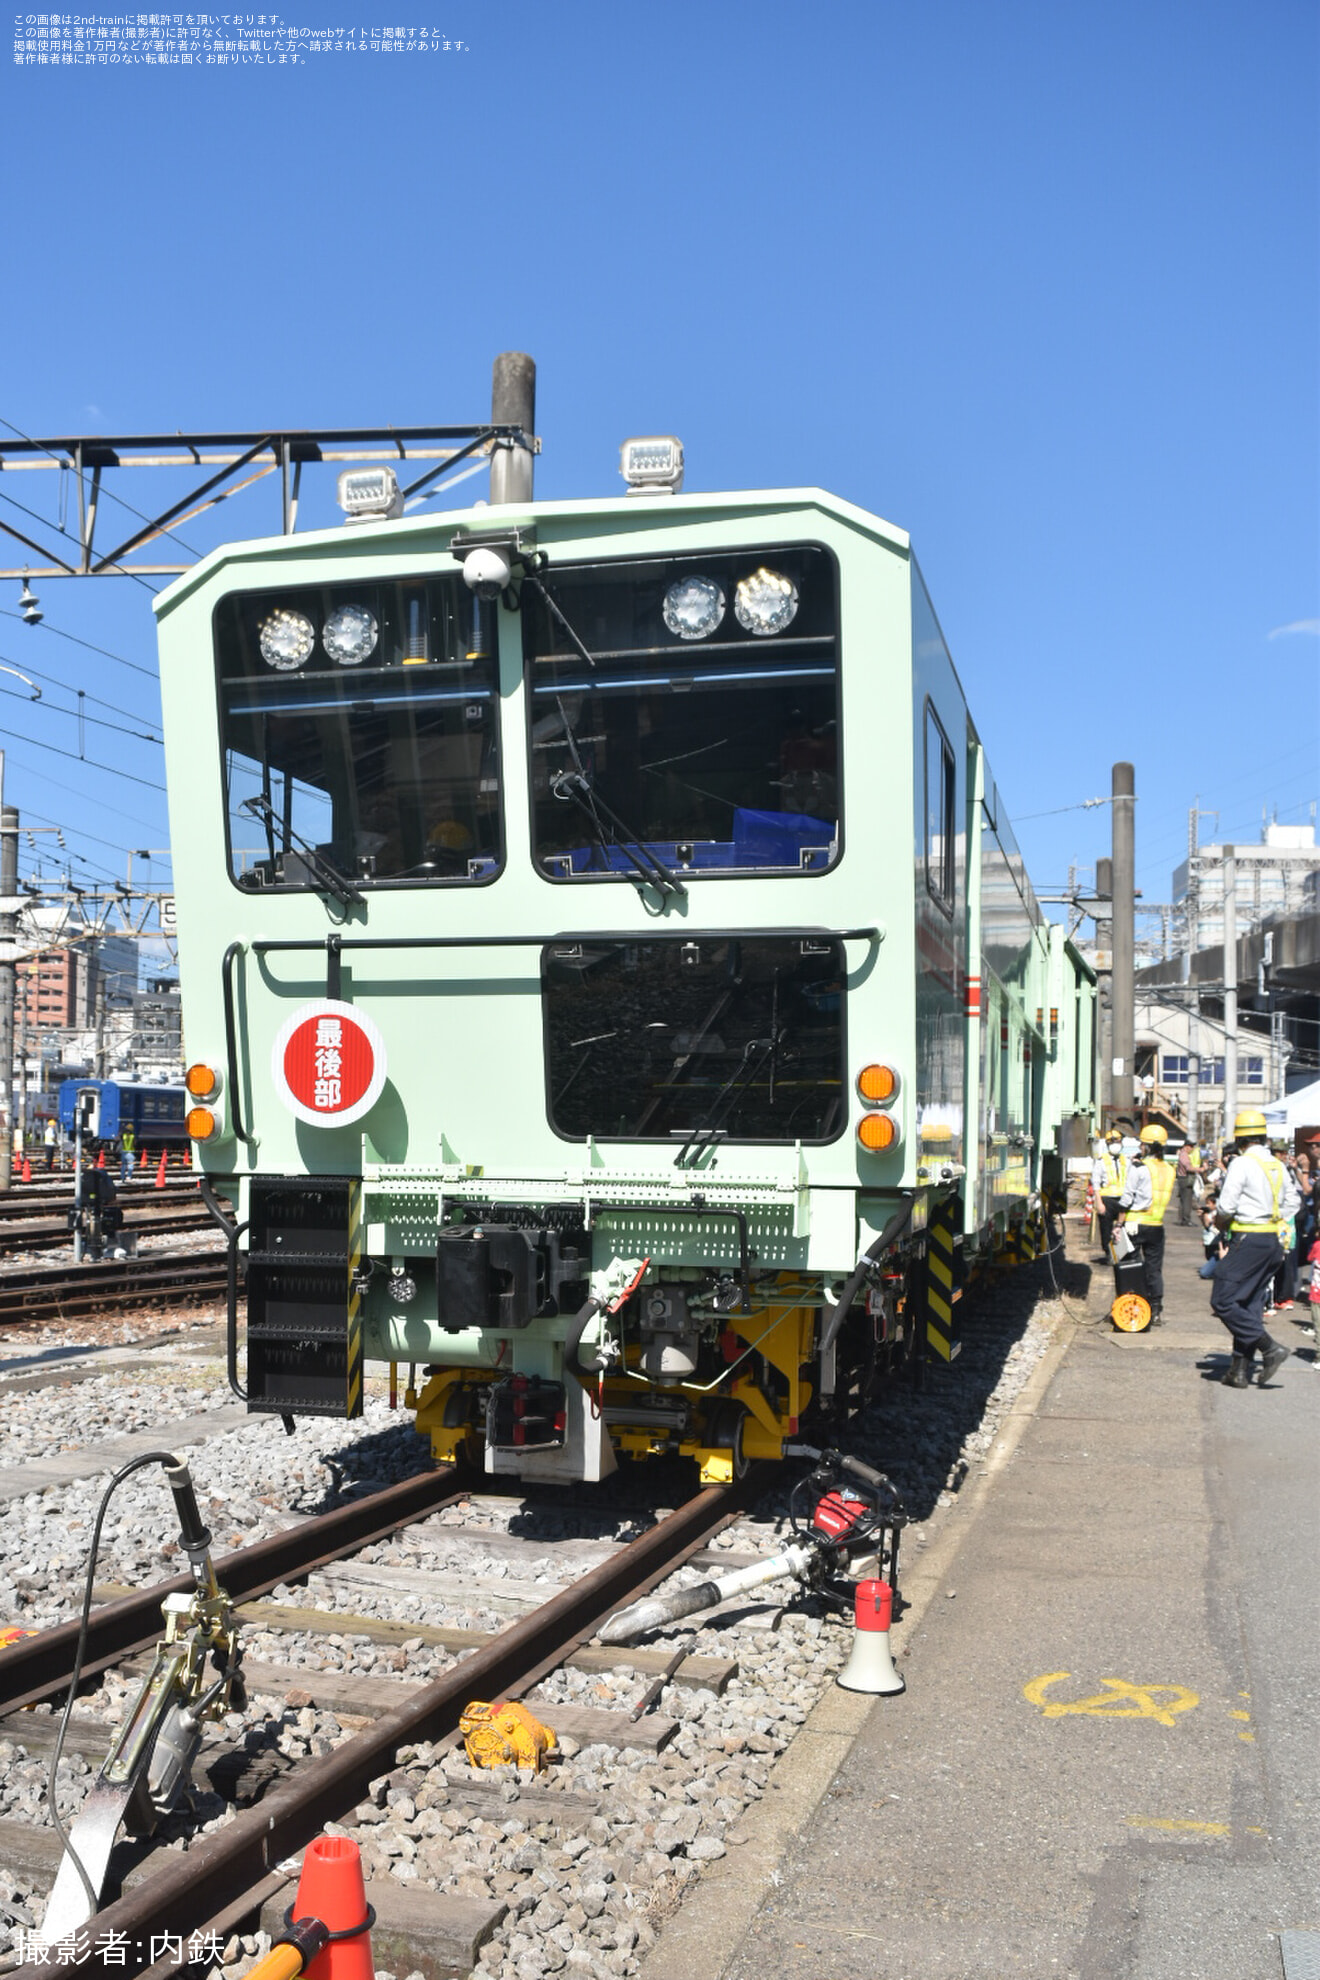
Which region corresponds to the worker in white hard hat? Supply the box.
[1211,1109,1301,1387]
[1116,1123,1176,1324]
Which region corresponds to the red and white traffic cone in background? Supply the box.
[837,1578,904,1695]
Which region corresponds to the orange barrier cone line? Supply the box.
[290,1835,375,1980]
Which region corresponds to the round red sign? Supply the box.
[271,1001,387,1128]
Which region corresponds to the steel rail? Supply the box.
[0,1215,210,1253]
[64,1471,762,1976]
[0,1258,228,1325]
[0,1188,202,1224]
[0,1467,472,1717]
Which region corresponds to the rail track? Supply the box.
[0,1463,763,1978]
[0,1180,203,1227]
[0,1253,228,1326]
[0,1187,203,1225]
[0,1212,213,1256]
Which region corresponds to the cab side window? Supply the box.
[924,701,956,913]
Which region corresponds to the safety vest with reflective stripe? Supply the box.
[1098,1153,1127,1195]
[1130,1159,1175,1229]
[1230,1148,1286,1236]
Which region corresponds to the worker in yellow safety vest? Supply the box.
[1211,1109,1302,1387]
[1090,1132,1128,1255]
[1116,1123,1177,1324]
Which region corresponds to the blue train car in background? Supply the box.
[57,1080,189,1145]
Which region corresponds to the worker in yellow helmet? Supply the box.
[1115,1123,1175,1323]
[1211,1109,1301,1387]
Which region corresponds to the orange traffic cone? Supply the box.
[96,1149,106,1170]
[289,1834,374,1980]
[21,1158,31,1184]
[183,1144,191,1168]
[155,1148,167,1188]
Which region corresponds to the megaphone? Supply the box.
[837,1577,904,1695]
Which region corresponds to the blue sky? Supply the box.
[1,0,1315,962]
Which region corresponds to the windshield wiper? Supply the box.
[550,692,684,898]
[672,1030,781,1166]
[240,794,365,909]
[551,769,686,899]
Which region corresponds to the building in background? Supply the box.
[93,933,141,1009]
[1175,822,1320,952]
[17,946,94,1030]
[131,977,183,1075]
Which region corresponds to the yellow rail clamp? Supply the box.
[460,1699,558,1772]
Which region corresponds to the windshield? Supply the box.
[543,936,846,1144]
[525,545,840,882]
[215,577,502,890]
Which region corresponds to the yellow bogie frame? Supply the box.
[411,1291,819,1480]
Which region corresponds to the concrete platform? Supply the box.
[643,1224,1320,1980]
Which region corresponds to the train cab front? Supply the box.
[160,489,922,1486]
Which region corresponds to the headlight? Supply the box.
[323,602,379,665]
[734,568,799,636]
[663,575,725,641]
[258,608,315,671]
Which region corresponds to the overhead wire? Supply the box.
[0,647,159,727]
[0,607,160,684]
[0,678,161,745]
[0,727,167,792]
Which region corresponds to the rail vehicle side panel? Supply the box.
[910,564,967,1185]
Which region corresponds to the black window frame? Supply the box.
[923,698,957,918]
[522,540,845,888]
[211,578,507,898]
[539,930,851,1148]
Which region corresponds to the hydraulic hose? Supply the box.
[818,1199,915,1403]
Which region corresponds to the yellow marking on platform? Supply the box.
[1024,1672,1200,1726]
[1230,1710,1251,1721]
[1239,1730,1255,1742]
[1126,1816,1229,1835]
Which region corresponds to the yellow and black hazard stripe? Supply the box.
[345,1176,364,1419]
[924,1195,961,1364]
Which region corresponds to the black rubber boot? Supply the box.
[1222,1354,1252,1387]
[1257,1339,1290,1386]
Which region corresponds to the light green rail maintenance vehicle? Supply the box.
[156,446,1096,1485]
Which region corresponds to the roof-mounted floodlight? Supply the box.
[337,466,404,524]
[620,436,684,496]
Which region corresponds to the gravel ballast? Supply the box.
[0,1238,1080,1979]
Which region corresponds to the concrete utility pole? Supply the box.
[1223,844,1237,1136]
[0,774,17,1189]
[490,352,536,505]
[1111,764,1136,1118]
[1094,857,1113,1119]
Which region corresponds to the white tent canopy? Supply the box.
[1264,1078,1320,1132]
